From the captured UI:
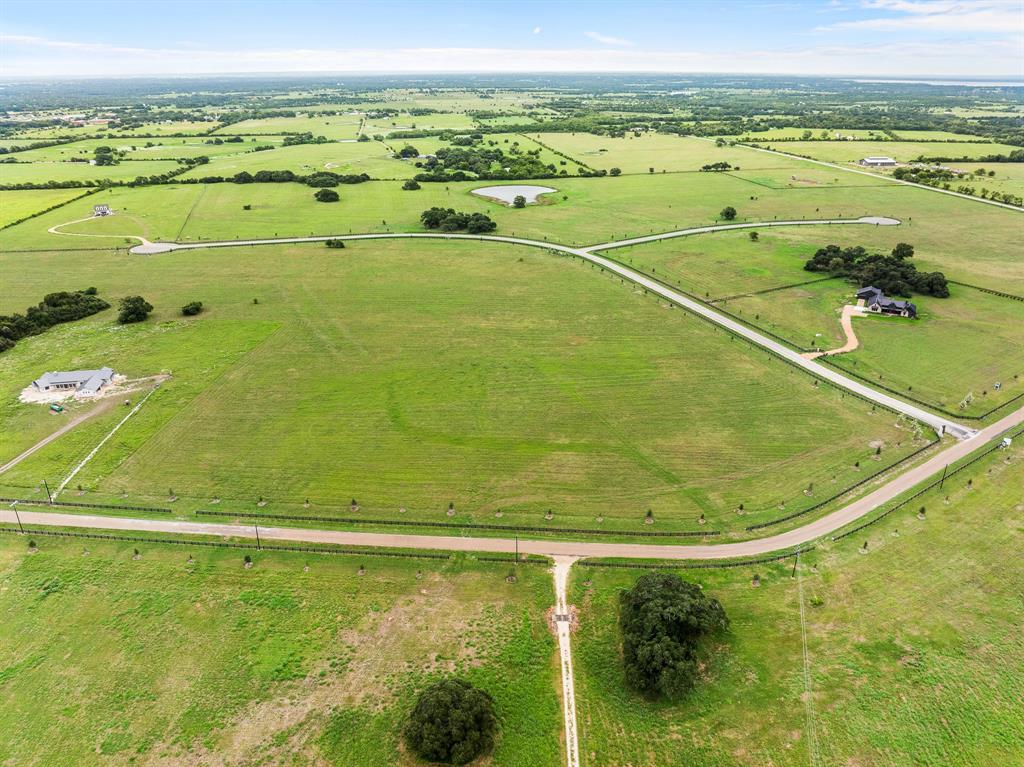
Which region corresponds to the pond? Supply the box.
[471,184,557,206]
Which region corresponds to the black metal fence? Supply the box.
[0,497,172,514]
[577,546,814,570]
[195,509,719,538]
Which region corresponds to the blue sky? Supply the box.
[1,0,1022,77]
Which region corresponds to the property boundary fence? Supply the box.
[196,509,719,538]
[0,526,451,560]
[0,497,172,514]
[577,546,814,570]
[744,437,940,531]
[710,276,840,304]
[831,424,1024,542]
[948,280,1024,302]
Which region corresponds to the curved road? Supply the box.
[117,219,972,440]
[3,402,1020,560]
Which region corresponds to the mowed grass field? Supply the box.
[0,158,183,185]
[211,115,363,139]
[0,188,90,227]
[760,139,1019,163]
[532,132,810,174]
[0,239,924,533]
[0,537,560,767]
[612,225,1024,415]
[572,441,1024,766]
[9,135,288,162]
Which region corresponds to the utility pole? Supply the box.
[939,464,949,490]
[254,523,261,551]
[792,549,799,579]
[43,479,52,504]
[515,535,519,564]
[11,502,24,534]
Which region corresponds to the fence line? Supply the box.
[195,509,719,538]
[577,546,814,570]
[0,496,171,514]
[745,437,940,530]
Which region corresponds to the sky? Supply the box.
[1,0,1022,78]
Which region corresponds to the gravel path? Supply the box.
[803,304,867,360]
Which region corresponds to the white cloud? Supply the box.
[1,34,1020,77]
[533,26,542,35]
[820,0,1024,32]
[584,31,634,47]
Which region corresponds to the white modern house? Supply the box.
[859,156,897,167]
[31,367,115,396]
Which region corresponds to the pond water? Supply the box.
[471,184,557,205]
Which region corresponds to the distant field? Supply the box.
[395,132,587,174]
[0,158,182,185]
[212,115,363,139]
[178,140,416,179]
[9,136,287,162]
[727,127,890,141]
[758,140,1019,164]
[0,239,924,532]
[0,536,560,767]
[363,112,476,134]
[572,439,1024,766]
[905,161,1024,197]
[532,132,806,173]
[0,188,88,227]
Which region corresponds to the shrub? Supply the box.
[181,301,203,316]
[402,179,421,191]
[404,679,497,764]
[609,167,622,176]
[720,206,737,220]
[619,572,729,698]
[325,239,346,248]
[117,295,153,324]
[314,188,340,203]
[512,195,526,208]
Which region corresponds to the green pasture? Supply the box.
[727,127,889,141]
[908,161,1024,198]
[0,536,560,767]
[532,132,809,173]
[0,188,90,227]
[391,132,588,174]
[363,111,476,134]
[211,115,363,139]
[0,239,923,532]
[572,435,1024,766]
[0,158,183,185]
[178,140,416,180]
[9,136,287,162]
[762,140,1019,164]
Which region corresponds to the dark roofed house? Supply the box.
[856,286,917,318]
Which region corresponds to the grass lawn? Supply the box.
[0,239,924,533]
[0,188,91,227]
[0,536,560,766]
[571,439,1024,766]
[0,158,183,185]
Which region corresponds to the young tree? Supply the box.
[720,206,737,221]
[619,572,729,698]
[512,194,526,208]
[181,301,203,316]
[402,179,421,190]
[891,242,915,260]
[749,231,759,241]
[404,679,497,765]
[314,188,340,203]
[609,167,622,176]
[117,295,153,324]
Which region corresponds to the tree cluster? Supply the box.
[619,572,729,699]
[700,162,734,172]
[0,288,110,353]
[804,243,949,297]
[420,207,497,234]
[414,144,560,181]
[117,295,153,324]
[281,132,329,146]
[404,679,497,765]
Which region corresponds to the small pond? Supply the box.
[471,185,557,206]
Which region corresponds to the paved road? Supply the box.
[124,223,972,440]
[3,398,1020,560]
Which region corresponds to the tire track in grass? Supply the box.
[796,549,822,767]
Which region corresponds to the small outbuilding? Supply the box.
[93,204,111,216]
[856,286,917,318]
[859,156,897,167]
[31,367,115,396]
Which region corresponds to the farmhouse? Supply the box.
[31,367,115,396]
[856,286,917,318]
[859,156,897,167]
[93,204,111,216]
